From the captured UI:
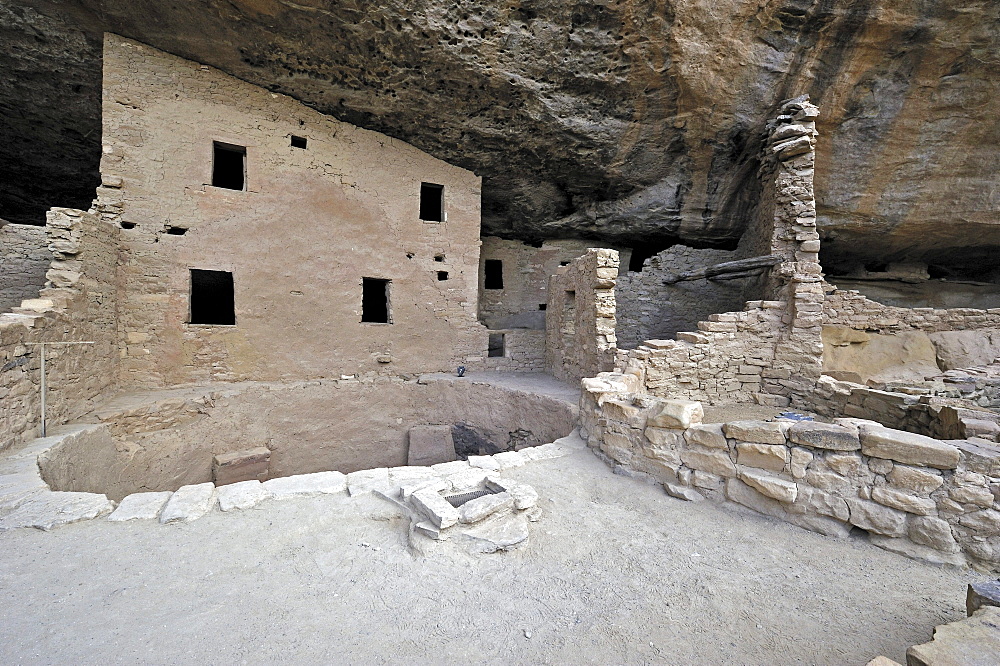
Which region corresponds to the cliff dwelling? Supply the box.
[2,6,1000,665]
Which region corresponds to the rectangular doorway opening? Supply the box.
[419,182,444,221]
[488,333,505,358]
[212,142,246,190]
[484,259,503,290]
[362,277,391,323]
[190,269,235,325]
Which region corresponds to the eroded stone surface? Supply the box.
[159,483,216,524]
[108,491,171,521]
[265,471,348,498]
[0,491,113,531]
[217,481,271,512]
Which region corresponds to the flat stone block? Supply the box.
[684,424,727,449]
[399,477,450,501]
[346,468,389,496]
[504,482,538,510]
[664,483,704,502]
[681,448,736,478]
[108,491,172,521]
[736,442,789,472]
[909,515,960,553]
[907,607,1000,666]
[492,451,527,470]
[845,497,907,537]
[160,483,216,524]
[265,471,347,498]
[967,580,1000,616]
[468,455,501,470]
[213,446,271,486]
[788,421,860,451]
[460,491,513,524]
[860,426,960,469]
[0,491,114,531]
[407,425,457,467]
[217,480,271,512]
[887,465,943,494]
[737,468,797,503]
[723,420,788,445]
[411,488,460,529]
[647,400,703,429]
[871,486,936,516]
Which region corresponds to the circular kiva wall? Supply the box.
[39,379,577,502]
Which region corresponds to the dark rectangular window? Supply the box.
[212,142,246,190]
[488,333,505,358]
[484,259,503,290]
[437,271,449,281]
[419,182,444,221]
[290,135,307,149]
[190,269,235,325]
[362,277,391,323]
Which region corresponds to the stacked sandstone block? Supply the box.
[580,370,1000,572]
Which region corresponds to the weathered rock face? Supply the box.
[3,0,999,276]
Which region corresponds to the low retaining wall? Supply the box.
[580,370,1000,572]
[0,223,50,313]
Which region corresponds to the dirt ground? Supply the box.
[0,446,983,665]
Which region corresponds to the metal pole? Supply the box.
[26,340,94,438]
[40,343,46,437]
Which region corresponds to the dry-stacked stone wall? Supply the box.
[579,370,1000,571]
[545,248,618,383]
[0,208,121,451]
[0,223,50,313]
[614,245,747,349]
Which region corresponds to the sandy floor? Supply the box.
[0,446,982,665]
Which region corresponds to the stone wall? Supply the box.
[0,223,50,312]
[475,328,546,373]
[579,372,1000,572]
[611,97,825,408]
[0,208,121,451]
[545,248,618,383]
[824,287,1000,335]
[99,34,487,387]
[478,237,630,330]
[615,245,749,349]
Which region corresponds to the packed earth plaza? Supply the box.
[2,10,1000,666]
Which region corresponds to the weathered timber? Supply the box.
[663,255,782,284]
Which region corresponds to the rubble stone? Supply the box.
[160,483,216,524]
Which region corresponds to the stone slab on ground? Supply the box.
[906,607,1000,666]
[407,425,457,467]
[217,481,271,512]
[410,488,460,529]
[664,483,704,502]
[0,491,114,531]
[264,471,347,498]
[459,491,513,524]
[160,483,216,524]
[968,580,1000,615]
[108,491,172,521]
[345,468,389,496]
[457,512,529,553]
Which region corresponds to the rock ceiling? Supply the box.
[2,0,998,277]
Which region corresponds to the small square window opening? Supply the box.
[290,135,307,149]
[212,142,246,190]
[437,271,449,281]
[419,182,444,221]
[190,269,235,325]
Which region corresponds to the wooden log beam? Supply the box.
[663,255,782,284]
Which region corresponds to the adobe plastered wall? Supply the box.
[612,98,825,407]
[99,34,487,387]
[0,223,50,312]
[545,248,618,383]
[478,236,631,330]
[39,377,577,501]
[0,208,121,451]
[615,245,749,349]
